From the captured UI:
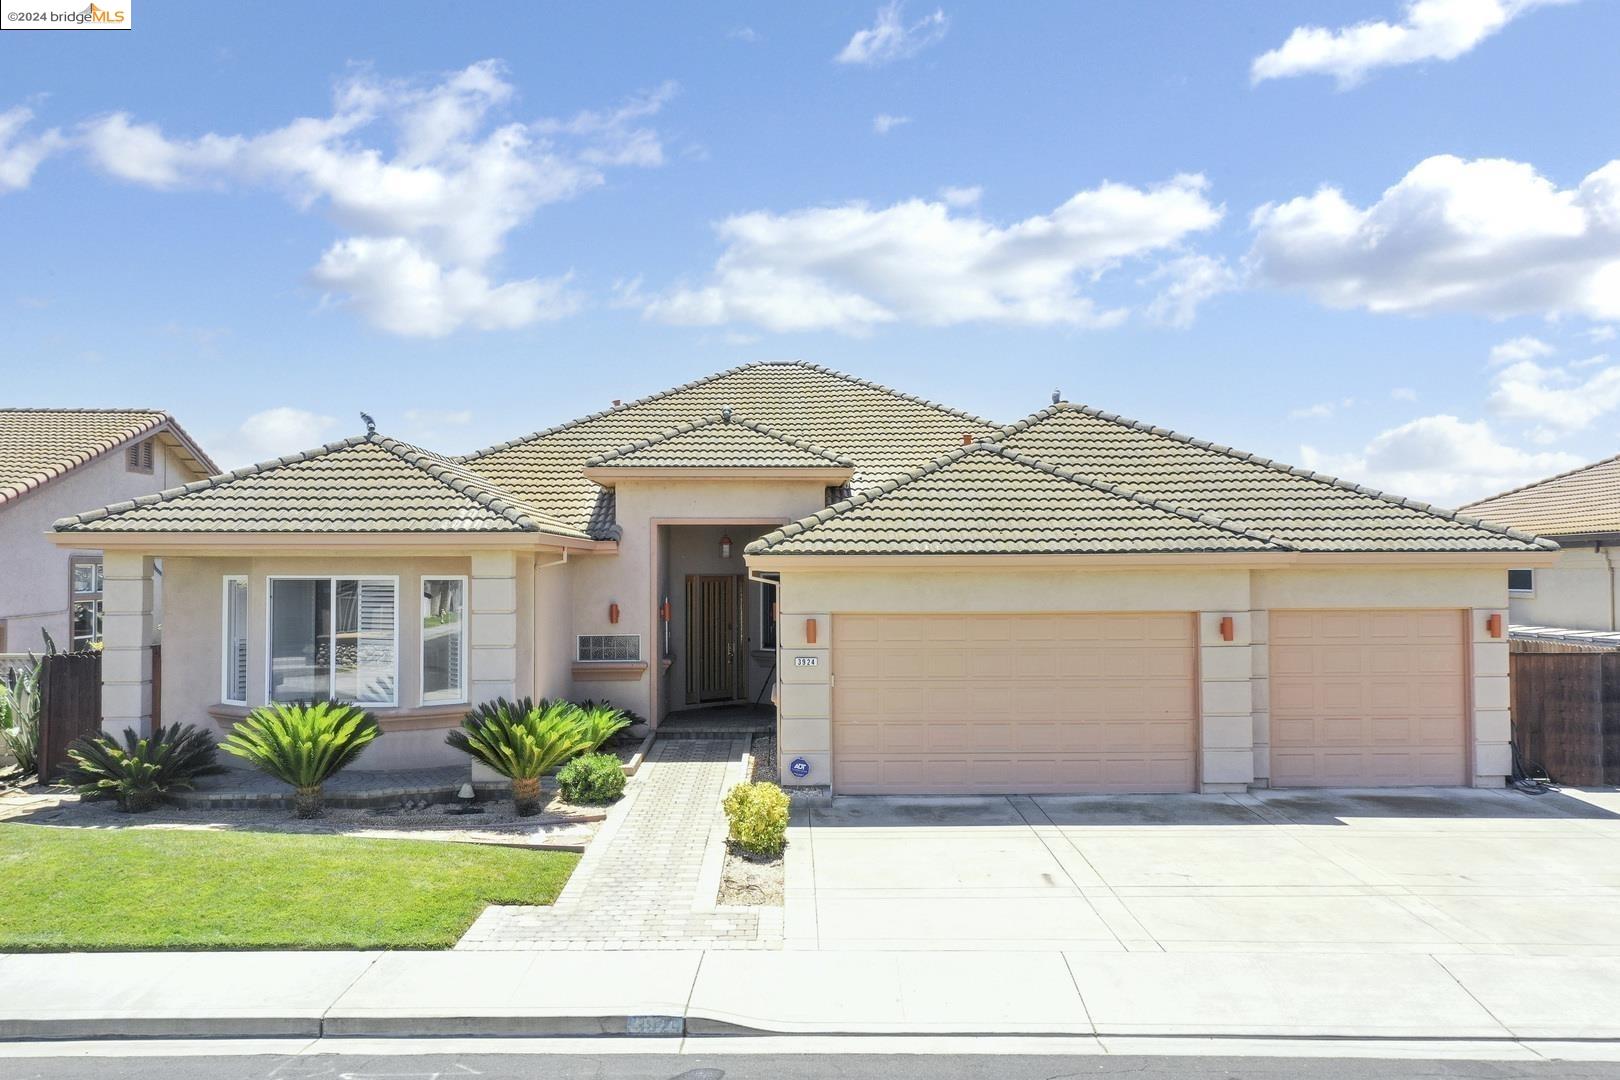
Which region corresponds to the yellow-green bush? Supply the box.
[722,781,790,857]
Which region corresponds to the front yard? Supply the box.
[0,825,577,951]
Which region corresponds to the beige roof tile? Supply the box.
[1459,454,1620,538]
[748,444,1290,556]
[992,405,1553,554]
[0,408,215,507]
[584,412,855,470]
[55,434,591,537]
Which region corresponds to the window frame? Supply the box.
[221,575,249,705]
[68,555,104,651]
[576,634,643,663]
[265,574,400,708]
[755,579,778,652]
[1508,568,1536,596]
[419,574,469,707]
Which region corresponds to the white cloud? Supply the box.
[0,106,67,192]
[728,26,761,43]
[1251,0,1571,87]
[1250,154,1620,322]
[1301,414,1582,504]
[872,113,911,135]
[938,184,981,207]
[1489,335,1555,365]
[1391,386,1419,401]
[1143,254,1237,328]
[218,406,340,468]
[1487,355,1620,438]
[311,236,579,337]
[76,61,672,335]
[646,174,1223,334]
[836,2,949,66]
[1587,325,1617,343]
[1288,396,1356,420]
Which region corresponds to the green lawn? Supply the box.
[0,825,577,951]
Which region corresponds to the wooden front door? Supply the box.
[686,574,744,705]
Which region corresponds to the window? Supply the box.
[69,557,103,651]
[268,577,397,705]
[125,439,154,474]
[421,577,466,705]
[222,576,248,704]
[756,580,778,651]
[1508,568,1535,595]
[577,634,641,662]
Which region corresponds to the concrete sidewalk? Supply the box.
[1,947,1614,1041]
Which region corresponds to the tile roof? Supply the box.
[990,405,1554,554]
[1458,454,1620,538]
[747,443,1290,556]
[584,412,855,470]
[54,433,591,537]
[0,408,216,508]
[465,362,994,535]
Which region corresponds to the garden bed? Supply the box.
[0,825,577,950]
[718,732,785,906]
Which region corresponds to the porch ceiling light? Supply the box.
[720,534,733,559]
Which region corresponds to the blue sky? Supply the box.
[1,0,1617,504]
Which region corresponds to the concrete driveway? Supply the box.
[784,787,1620,954]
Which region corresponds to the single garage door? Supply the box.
[1270,610,1466,787]
[830,613,1196,795]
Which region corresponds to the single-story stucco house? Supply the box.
[1461,456,1620,634]
[49,362,1555,793]
[1,409,214,657]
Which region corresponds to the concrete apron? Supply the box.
[3,949,1619,1041]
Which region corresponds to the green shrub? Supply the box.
[722,781,790,858]
[556,751,626,804]
[572,700,631,751]
[0,660,42,778]
[447,697,591,815]
[64,723,226,812]
[221,701,379,818]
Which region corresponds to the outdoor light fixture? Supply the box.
[609,602,620,624]
[458,783,475,802]
[720,534,733,558]
[1487,613,1504,638]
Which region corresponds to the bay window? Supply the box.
[268,576,397,706]
[222,576,248,704]
[421,576,466,705]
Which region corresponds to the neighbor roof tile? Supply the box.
[1459,454,1620,538]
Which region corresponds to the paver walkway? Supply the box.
[458,737,783,950]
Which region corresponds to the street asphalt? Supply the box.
[5,1053,1620,1079]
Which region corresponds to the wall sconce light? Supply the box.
[805,617,818,644]
[609,602,620,625]
[720,534,733,558]
[1487,613,1504,638]
[661,598,672,622]
[1219,616,1235,642]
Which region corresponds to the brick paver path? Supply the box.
[458,737,783,950]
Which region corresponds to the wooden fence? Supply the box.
[34,651,102,783]
[1511,650,1620,785]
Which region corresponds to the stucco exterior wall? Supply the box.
[571,477,826,721]
[1506,545,1616,630]
[765,561,1514,792]
[0,441,194,652]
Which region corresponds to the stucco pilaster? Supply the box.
[777,610,831,786]
[1249,609,1270,784]
[101,552,156,738]
[1198,610,1255,793]
[1470,607,1512,787]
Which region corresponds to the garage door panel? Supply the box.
[831,613,1195,795]
[1269,609,1465,788]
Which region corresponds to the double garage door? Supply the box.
[828,610,1467,795]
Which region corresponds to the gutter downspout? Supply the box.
[533,549,570,699]
[1602,541,1617,632]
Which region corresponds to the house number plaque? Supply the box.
[794,655,819,667]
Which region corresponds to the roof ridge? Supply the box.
[583,411,856,468]
[53,435,371,530]
[0,407,169,415]
[458,360,995,462]
[1459,450,1620,511]
[370,427,586,534]
[996,404,1559,552]
[747,441,1293,554]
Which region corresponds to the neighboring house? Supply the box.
[50,363,1554,790]
[1461,457,1620,633]
[0,409,215,655]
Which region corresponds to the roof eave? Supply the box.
[744,549,1562,570]
[582,465,855,484]
[46,530,616,555]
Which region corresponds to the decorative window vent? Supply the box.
[126,439,154,474]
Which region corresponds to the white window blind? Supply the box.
[421,577,466,705]
[224,576,248,704]
[268,576,398,706]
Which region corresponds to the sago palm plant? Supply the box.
[64,723,226,812]
[447,697,592,815]
[572,699,632,752]
[221,701,379,817]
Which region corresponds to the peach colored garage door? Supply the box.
[1270,610,1467,787]
[830,613,1197,795]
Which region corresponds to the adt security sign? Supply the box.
[789,757,811,779]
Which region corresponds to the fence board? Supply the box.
[35,651,102,783]
[1511,651,1620,785]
